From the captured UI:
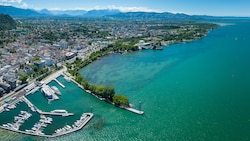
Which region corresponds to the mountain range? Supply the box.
[0,5,216,20]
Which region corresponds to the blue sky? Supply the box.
[0,0,249,16]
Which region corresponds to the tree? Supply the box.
[75,74,83,83]
[9,49,16,53]
[19,73,28,84]
[93,85,115,99]
[94,85,106,96]
[32,56,40,61]
[112,94,129,106]
[103,86,115,99]
[32,65,39,72]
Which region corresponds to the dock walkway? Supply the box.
[54,79,65,88]
[22,96,34,108]
[124,107,144,115]
[36,109,74,117]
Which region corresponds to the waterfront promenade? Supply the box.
[42,67,67,84]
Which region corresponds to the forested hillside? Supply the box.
[0,14,16,31]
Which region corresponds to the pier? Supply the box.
[36,109,74,117]
[123,107,144,115]
[22,96,33,109]
[54,79,65,88]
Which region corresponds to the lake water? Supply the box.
[1,20,250,140]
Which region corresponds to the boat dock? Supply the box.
[52,113,93,137]
[54,79,65,88]
[22,96,33,109]
[0,96,24,113]
[36,109,74,117]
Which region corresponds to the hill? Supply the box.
[0,5,219,20]
[0,14,16,31]
[83,9,121,17]
[0,5,44,17]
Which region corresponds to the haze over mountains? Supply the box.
[0,5,241,20]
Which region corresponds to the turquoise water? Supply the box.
[1,20,250,140]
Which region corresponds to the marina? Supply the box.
[0,71,94,138]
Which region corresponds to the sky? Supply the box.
[0,0,250,17]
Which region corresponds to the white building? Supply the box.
[60,40,68,49]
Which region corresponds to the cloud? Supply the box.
[46,5,161,13]
[106,5,162,13]
[1,0,22,3]
[48,8,61,11]
[0,0,29,8]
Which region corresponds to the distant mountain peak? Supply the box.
[0,5,44,17]
[83,9,121,17]
[0,5,216,20]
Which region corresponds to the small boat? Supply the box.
[41,85,54,99]
[64,76,71,82]
[51,109,68,113]
[51,86,61,95]
[153,46,163,50]
[2,124,9,128]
